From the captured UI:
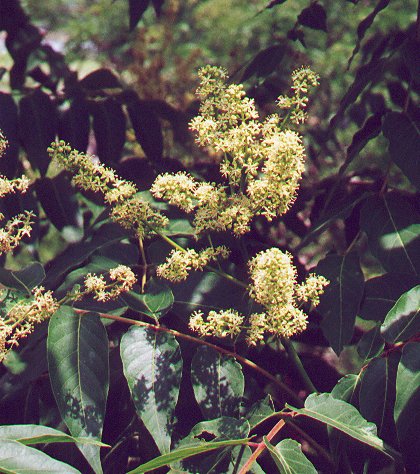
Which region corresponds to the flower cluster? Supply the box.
[83,265,137,302]
[0,287,59,361]
[48,142,168,240]
[246,248,328,344]
[0,211,34,255]
[157,246,230,282]
[0,131,33,255]
[189,309,244,338]
[151,173,254,235]
[187,248,328,345]
[277,66,320,124]
[152,65,318,237]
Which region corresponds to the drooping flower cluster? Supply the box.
[1,287,59,361]
[48,142,168,240]
[82,265,137,302]
[151,65,318,237]
[157,246,230,282]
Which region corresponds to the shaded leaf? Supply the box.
[360,193,420,276]
[382,112,420,190]
[90,98,126,164]
[35,173,79,230]
[126,437,250,474]
[241,45,286,82]
[316,253,364,354]
[44,222,130,289]
[264,437,317,474]
[0,92,19,177]
[348,0,391,67]
[402,39,420,85]
[287,393,385,452]
[80,69,121,91]
[357,325,384,360]
[0,325,48,404]
[347,113,383,164]
[126,93,163,161]
[359,273,419,321]
[0,439,81,474]
[0,262,45,294]
[394,342,420,470]
[58,96,90,152]
[266,0,288,8]
[359,354,399,442]
[0,424,109,446]
[191,346,244,419]
[19,89,58,176]
[301,192,371,248]
[330,57,387,130]
[129,0,150,30]
[381,285,420,344]
[297,3,327,32]
[48,307,109,474]
[120,326,182,454]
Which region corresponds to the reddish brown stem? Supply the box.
[238,419,286,474]
[74,309,303,407]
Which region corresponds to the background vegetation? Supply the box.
[0,0,419,473]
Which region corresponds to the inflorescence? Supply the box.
[45,65,326,347]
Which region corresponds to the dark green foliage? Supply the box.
[0,1,419,473]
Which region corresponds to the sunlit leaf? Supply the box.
[381,286,420,343]
[120,279,174,319]
[246,396,275,430]
[48,307,109,474]
[126,436,250,474]
[394,342,420,470]
[331,375,360,403]
[120,326,182,454]
[264,437,317,473]
[360,193,420,276]
[287,393,385,452]
[0,439,81,474]
[0,424,109,446]
[191,346,244,419]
